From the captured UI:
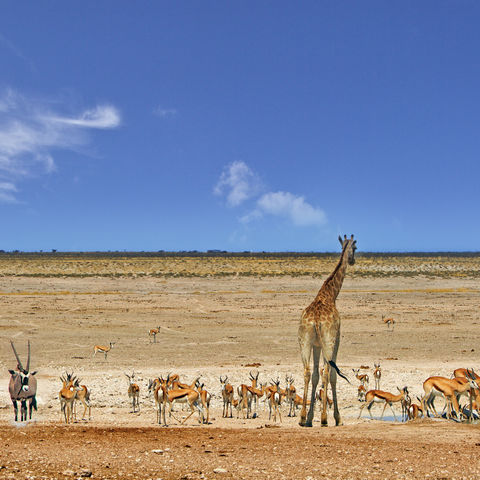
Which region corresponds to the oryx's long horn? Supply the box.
[10,341,24,372]
[26,340,31,373]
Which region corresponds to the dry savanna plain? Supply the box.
[1,252,480,480]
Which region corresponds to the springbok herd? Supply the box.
[7,235,480,427]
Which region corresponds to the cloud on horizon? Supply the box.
[215,161,327,228]
[0,88,121,203]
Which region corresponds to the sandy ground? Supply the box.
[1,273,480,478]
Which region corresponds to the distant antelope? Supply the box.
[353,368,369,386]
[382,315,395,330]
[8,340,37,422]
[373,363,382,390]
[220,376,234,418]
[93,342,115,360]
[125,371,140,413]
[149,326,161,343]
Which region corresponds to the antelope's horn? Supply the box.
[26,340,31,373]
[10,341,24,372]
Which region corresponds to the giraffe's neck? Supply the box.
[317,246,348,301]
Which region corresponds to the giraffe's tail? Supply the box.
[313,322,350,384]
[328,360,350,384]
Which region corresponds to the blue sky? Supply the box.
[1,2,480,252]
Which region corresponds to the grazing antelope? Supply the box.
[382,315,395,330]
[373,363,382,390]
[195,380,212,424]
[357,384,366,402]
[408,397,425,420]
[220,376,234,418]
[73,378,91,421]
[93,342,115,360]
[8,340,37,422]
[353,368,369,387]
[401,389,412,422]
[421,373,479,420]
[268,379,282,423]
[125,371,140,413]
[59,372,77,424]
[149,326,161,343]
[358,387,409,421]
[158,375,204,426]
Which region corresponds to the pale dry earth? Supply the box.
[1,256,480,479]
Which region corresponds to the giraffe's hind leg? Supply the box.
[298,324,314,427]
[306,345,321,427]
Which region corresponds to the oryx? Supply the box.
[8,340,38,422]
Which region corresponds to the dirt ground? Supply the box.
[1,269,480,479]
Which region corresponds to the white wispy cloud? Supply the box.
[246,191,327,227]
[47,105,121,129]
[215,161,327,229]
[0,88,121,203]
[214,160,262,207]
[0,182,18,204]
[153,106,177,118]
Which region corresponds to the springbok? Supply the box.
[158,375,204,426]
[220,376,234,418]
[358,387,409,421]
[373,363,382,390]
[382,315,395,330]
[421,372,479,420]
[357,384,366,402]
[93,342,115,360]
[149,326,161,343]
[196,380,212,424]
[125,371,140,413]
[147,378,164,424]
[353,368,369,387]
[73,378,91,421]
[248,371,264,417]
[286,375,297,417]
[59,372,77,424]
[268,379,282,423]
[8,341,37,422]
[316,385,333,411]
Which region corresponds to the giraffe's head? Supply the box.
[338,234,357,266]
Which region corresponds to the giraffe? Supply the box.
[298,234,357,427]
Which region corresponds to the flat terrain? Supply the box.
[1,254,480,479]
